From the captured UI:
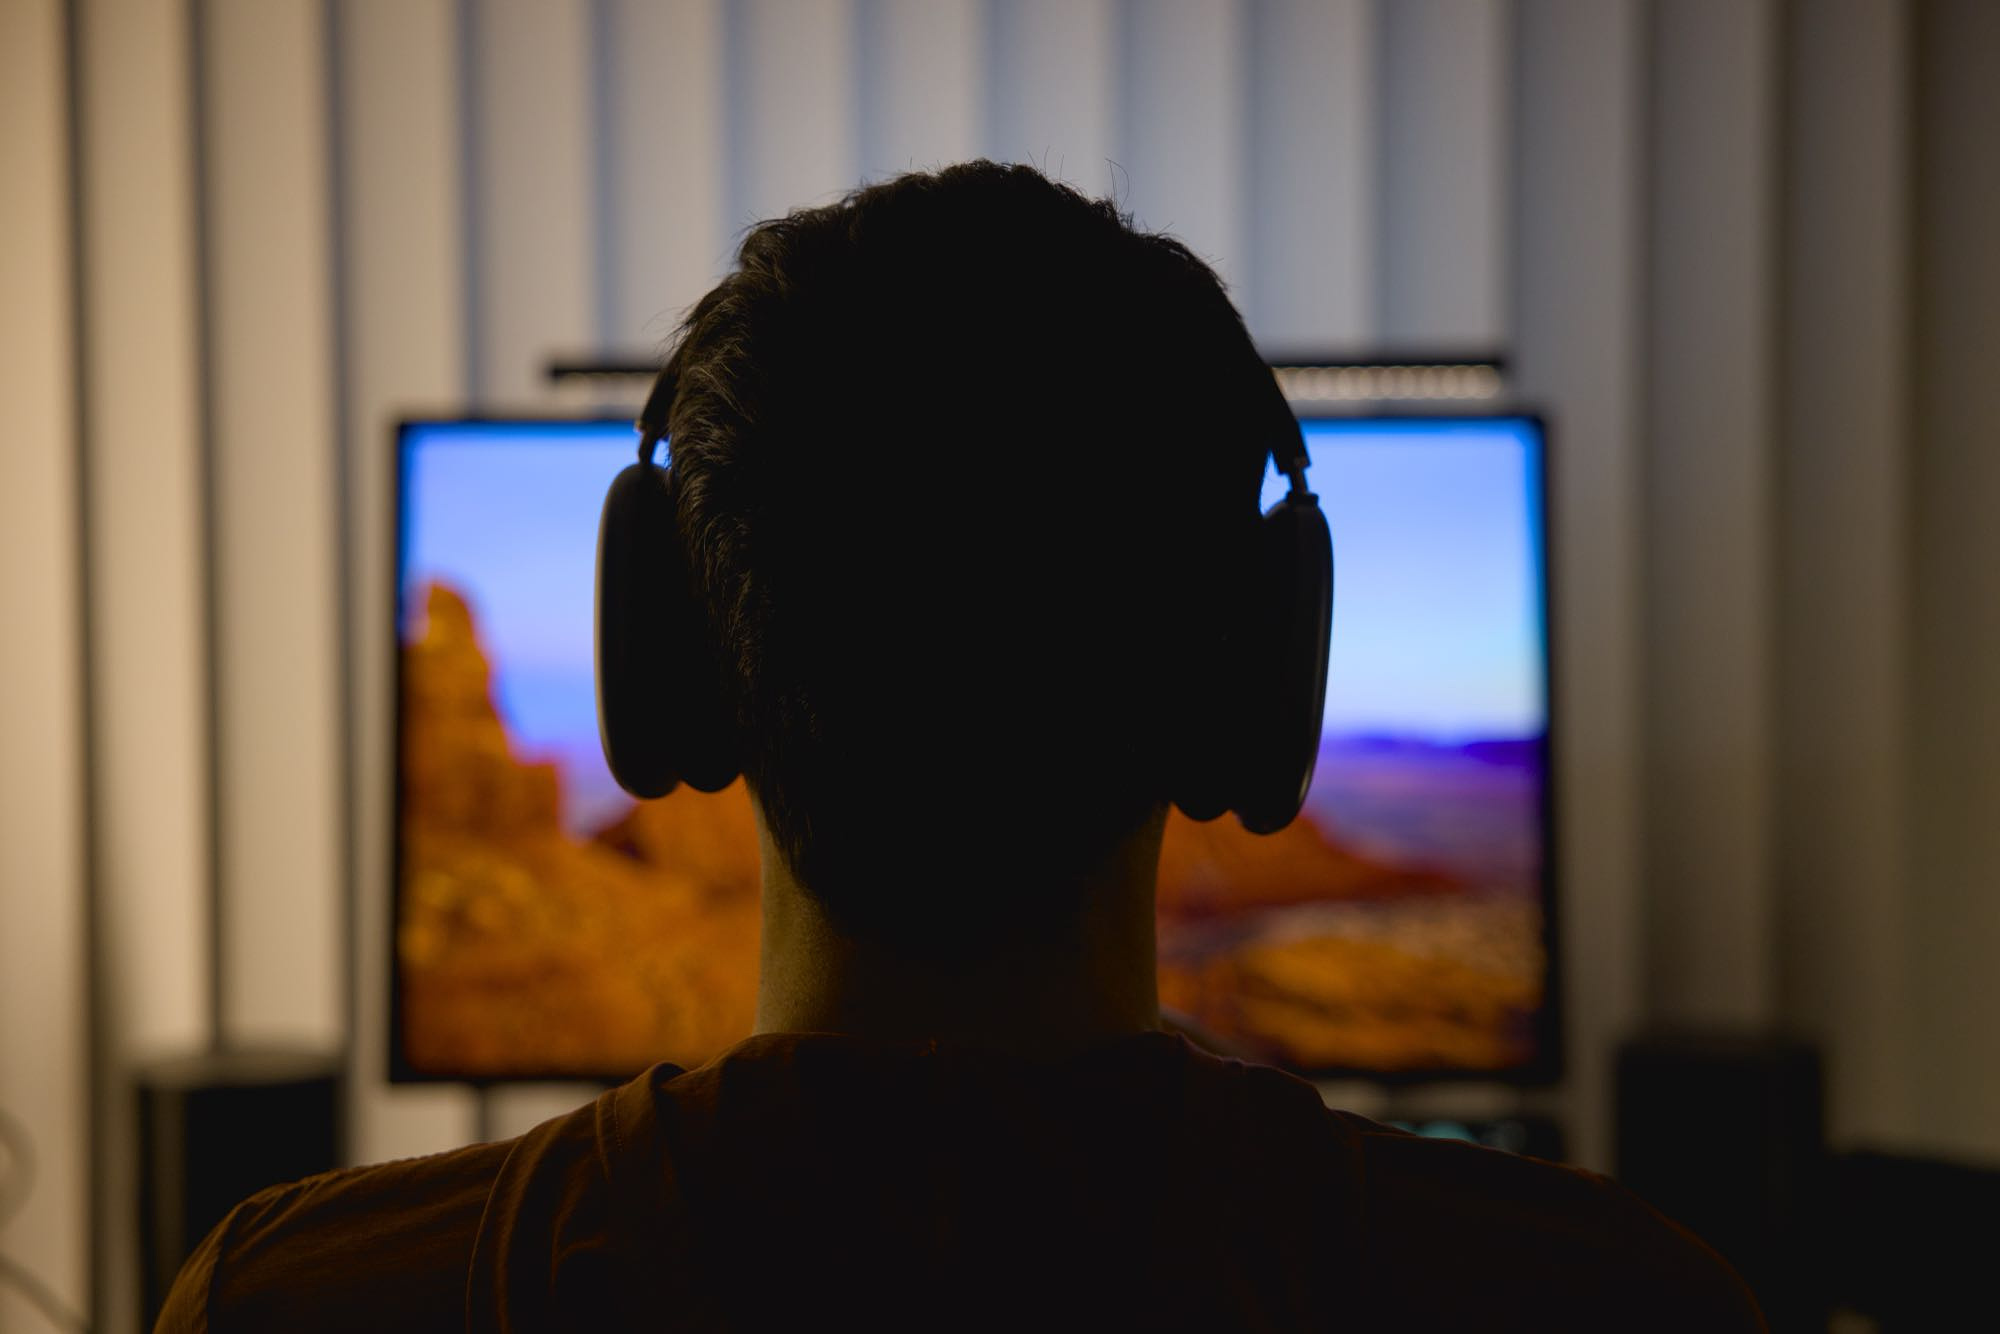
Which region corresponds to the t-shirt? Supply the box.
[157,1031,1765,1332]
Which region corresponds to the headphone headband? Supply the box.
[1252,355,1314,494]
[633,358,678,465]
[1271,414,1313,498]
[635,362,1313,484]
[635,423,664,470]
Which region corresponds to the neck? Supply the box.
[752,807,1166,1058]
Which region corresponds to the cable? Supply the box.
[0,1104,35,1231]
[0,1252,91,1334]
[0,1108,91,1333]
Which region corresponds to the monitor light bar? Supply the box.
[1272,362,1504,404]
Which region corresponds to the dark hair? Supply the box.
[655,161,1269,949]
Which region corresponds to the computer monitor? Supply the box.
[390,412,1557,1083]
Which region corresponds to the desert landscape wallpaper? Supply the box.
[394,418,1551,1080]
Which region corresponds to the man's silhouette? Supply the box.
[160,162,1763,1332]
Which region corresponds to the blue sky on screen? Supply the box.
[400,422,636,824]
[1282,417,1547,740]
[400,414,1547,813]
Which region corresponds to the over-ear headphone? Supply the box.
[595,365,1333,832]
[594,372,739,800]
[1167,373,1335,834]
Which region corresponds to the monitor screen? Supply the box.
[392,413,1555,1082]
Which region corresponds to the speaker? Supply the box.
[136,1048,344,1327]
[1614,1031,1826,1332]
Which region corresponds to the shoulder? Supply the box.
[1331,1112,1767,1332]
[155,1138,512,1334]
[156,1099,603,1334]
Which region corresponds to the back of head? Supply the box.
[657,161,1269,950]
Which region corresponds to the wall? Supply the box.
[3,2,1997,1328]
[1905,0,2000,1160]
[0,4,89,1329]
[1508,0,1647,1181]
[1776,0,1914,1147]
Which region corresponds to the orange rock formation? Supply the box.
[1157,805,1462,920]
[398,583,757,1077]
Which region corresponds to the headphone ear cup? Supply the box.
[596,463,741,799]
[1234,494,1333,834]
[597,463,682,798]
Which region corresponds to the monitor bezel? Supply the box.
[384,409,1563,1089]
